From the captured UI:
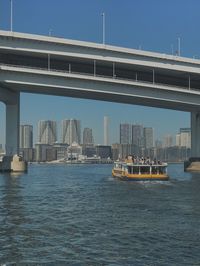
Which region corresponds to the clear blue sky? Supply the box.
[1,0,200,146]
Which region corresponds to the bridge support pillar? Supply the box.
[5,92,20,156]
[0,89,27,172]
[184,111,200,171]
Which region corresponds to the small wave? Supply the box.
[137,180,173,187]
[107,176,115,181]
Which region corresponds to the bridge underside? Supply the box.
[1,66,200,112]
[1,68,200,158]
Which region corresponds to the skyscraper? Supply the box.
[180,128,191,148]
[144,127,154,149]
[176,134,181,147]
[20,125,33,148]
[132,124,144,147]
[104,116,109,145]
[120,123,131,144]
[61,119,81,145]
[164,134,173,148]
[83,128,94,145]
[38,120,57,145]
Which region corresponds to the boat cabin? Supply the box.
[113,162,168,175]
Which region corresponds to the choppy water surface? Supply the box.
[0,163,200,265]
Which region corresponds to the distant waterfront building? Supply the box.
[119,144,135,159]
[179,128,191,148]
[144,127,154,149]
[61,119,81,145]
[155,139,163,148]
[83,128,94,145]
[163,134,173,148]
[132,124,143,147]
[53,143,68,161]
[180,128,191,148]
[104,116,109,145]
[112,143,120,160]
[38,120,57,145]
[82,145,96,157]
[120,123,132,144]
[96,145,112,159]
[67,142,82,160]
[176,134,181,146]
[0,143,3,154]
[35,143,56,162]
[20,125,33,148]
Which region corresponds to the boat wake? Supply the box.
[136,180,173,187]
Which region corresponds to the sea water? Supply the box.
[0,163,200,265]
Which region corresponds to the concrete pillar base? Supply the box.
[184,157,200,171]
[6,97,20,156]
[0,155,27,172]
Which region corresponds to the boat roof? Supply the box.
[114,161,168,167]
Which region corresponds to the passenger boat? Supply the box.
[112,157,169,181]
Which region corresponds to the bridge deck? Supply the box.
[0,30,200,111]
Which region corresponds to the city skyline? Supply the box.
[19,117,191,163]
[0,0,197,147]
[18,118,190,148]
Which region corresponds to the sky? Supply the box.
[1,0,200,147]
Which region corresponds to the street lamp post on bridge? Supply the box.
[10,0,13,32]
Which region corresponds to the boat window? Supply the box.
[127,166,139,174]
[128,166,132,174]
[158,166,166,174]
[152,166,158,174]
[132,166,139,174]
[140,166,150,174]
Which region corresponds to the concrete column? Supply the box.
[5,92,20,155]
[191,111,200,158]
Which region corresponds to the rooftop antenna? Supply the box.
[178,37,181,56]
[171,44,174,55]
[101,12,105,45]
[49,29,52,36]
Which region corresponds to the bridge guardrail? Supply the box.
[0,63,198,93]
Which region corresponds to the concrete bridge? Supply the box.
[1,30,200,165]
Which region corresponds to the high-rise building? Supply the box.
[176,134,180,146]
[155,139,162,148]
[164,134,173,148]
[0,144,3,153]
[38,120,57,145]
[83,128,94,145]
[104,116,109,145]
[120,123,131,144]
[132,124,143,147]
[61,119,81,145]
[179,128,191,148]
[144,127,154,149]
[20,125,33,148]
